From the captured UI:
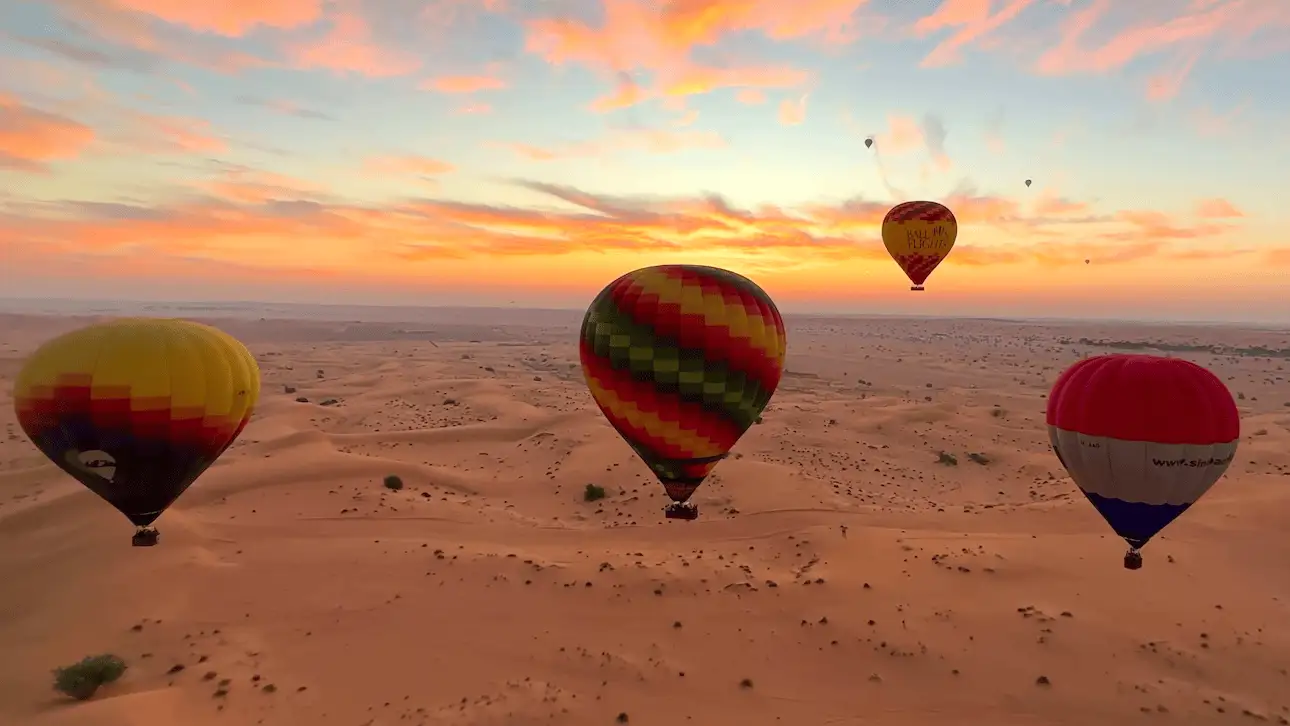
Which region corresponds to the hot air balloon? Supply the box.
[881,201,958,291]
[580,265,786,520]
[1025,179,1032,187]
[13,319,260,546]
[865,138,874,149]
[1046,354,1239,570]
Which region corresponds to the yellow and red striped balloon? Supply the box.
[13,318,260,540]
[881,200,958,291]
[579,265,786,514]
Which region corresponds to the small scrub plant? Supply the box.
[967,452,991,465]
[583,483,606,502]
[383,474,404,491]
[990,406,1005,418]
[53,654,128,701]
[936,451,959,466]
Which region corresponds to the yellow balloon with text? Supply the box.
[881,201,958,291]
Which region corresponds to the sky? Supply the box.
[1,0,1288,323]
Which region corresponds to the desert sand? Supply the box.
[2,306,1289,726]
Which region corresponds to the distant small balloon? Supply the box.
[865,138,873,149]
[1085,259,1090,264]
[1025,179,1032,187]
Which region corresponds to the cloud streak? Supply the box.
[2,177,1246,280]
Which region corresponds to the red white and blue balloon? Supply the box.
[1046,354,1240,569]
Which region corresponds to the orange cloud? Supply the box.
[778,94,808,126]
[284,12,420,77]
[588,75,650,112]
[198,168,326,203]
[1264,248,1290,267]
[0,96,96,171]
[422,75,507,93]
[1033,195,1090,217]
[658,65,810,99]
[111,0,323,35]
[1113,209,1235,240]
[523,0,834,110]
[362,155,456,176]
[1193,198,1244,219]
[495,129,725,161]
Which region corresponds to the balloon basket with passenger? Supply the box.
[1123,547,1143,570]
[664,502,699,520]
[131,527,160,547]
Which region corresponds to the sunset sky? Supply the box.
[2,0,1288,322]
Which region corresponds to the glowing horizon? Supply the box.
[2,0,1288,324]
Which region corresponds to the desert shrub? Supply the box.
[936,452,958,466]
[53,654,127,701]
[990,406,1005,418]
[383,474,404,491]
[967,452,990,465]
[583,484,606,501]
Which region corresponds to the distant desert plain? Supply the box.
[2,303,1289,726]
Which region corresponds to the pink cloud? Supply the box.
[284,12,420,77]
[111,0,323,35]
[914,0,1036,68]
[778,94,808,126]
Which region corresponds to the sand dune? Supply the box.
[2,309,1290,726]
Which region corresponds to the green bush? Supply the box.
[583,484,606,501]
[383,474,404,491]
[53,654,128,701]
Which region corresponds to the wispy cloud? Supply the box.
[235,95,334,120]
[495,128,726,161]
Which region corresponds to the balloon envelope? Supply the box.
[1046,354,1238,549]
[579,265,786,504]
[13,318,260,527]
[881,201,958,289]
[864,138,873,148]
[1025,179,1032,187]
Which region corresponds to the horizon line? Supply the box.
[1,297,1287,330]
